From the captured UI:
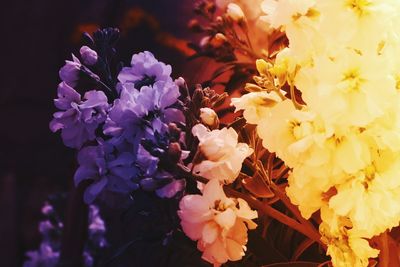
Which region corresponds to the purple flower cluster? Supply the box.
[50,82,109,149]
[23,202,107,267]
[51,43,187,205]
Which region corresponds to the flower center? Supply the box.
[341,68,365,91]
[346,0,372,17]
[134,75,157,89]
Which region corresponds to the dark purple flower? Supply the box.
[50,82,109,149]
[74,141,140,204]
[118,51,173,89]
[88,205,107,248]
[59,54,81,87]
[39,220,54,236]
[80,46,98,66]
[24,200,107,267]
[23,244,59,267]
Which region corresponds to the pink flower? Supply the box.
[192,124,253,184]
[178,179,257,266]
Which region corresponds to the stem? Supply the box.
[58,181,90,267]
[270,183,321,242]
[289,82,303,110]
[225,187,323,245]
[378,231,390,267]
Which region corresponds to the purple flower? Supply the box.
[80,46,98,66]
[23,244,59,267]
[50,82,109,149]
[118,51,173,89]
[88,205,107,248]
[103,85,145,145]
[39,220,54,236]
[41,202,54,215]
[103,80,184,147]
[59,54,81,87]
[136,81,184,123]
[74,141,140,204]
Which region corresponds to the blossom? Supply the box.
[319,205,380,267]
[74,141,141,204]
[50,82,109,149]
[104,81,184,146]
[88,205,108,248]
[261,0,316,29]
[23,244,59,267]
[178,179,257,266]
[231,91,282,124]
[192,124,253,184]
[59,54,81,87]
[118,51,173,89]
[80,46,98,66]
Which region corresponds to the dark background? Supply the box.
[0,1,213,265]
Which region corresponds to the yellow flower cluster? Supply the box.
[233,0,400,265]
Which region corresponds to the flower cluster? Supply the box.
[23,201,107,267]
[177,101,256,266]
[234,0,400,265]
[51,29,187,205]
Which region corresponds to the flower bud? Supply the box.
[199,108,219,129]
[168,142,182,164]
[188,19,203,33]
[256,59,270,76]
[210,33,228,48]
[227,3,245,23]
[80,46,98,65]
[200,36,211,48]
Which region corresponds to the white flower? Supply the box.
[178,179,257,267]
[192,124,253,184]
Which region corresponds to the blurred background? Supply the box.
[0,1,215,265]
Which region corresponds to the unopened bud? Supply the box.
[227,3,245,22]
[188,19,203,33]
[168,142,182,164]
[200,36,211,48]
[199,108,219,129]
[210,33,227,48]
[168,123,181,141]
[256,59,270,76]
[80,46,98,66]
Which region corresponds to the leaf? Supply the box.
[292,239,315,261]
[262,261,320,267]
[242,172,275,198]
